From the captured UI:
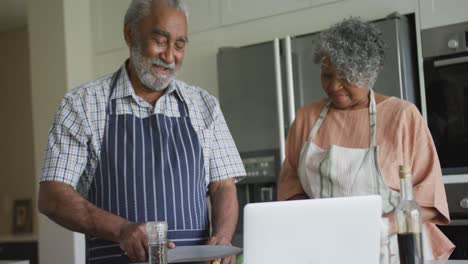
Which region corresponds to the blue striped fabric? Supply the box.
[85,69,210,264]
[89,97,209,227]
[41,63,245,264]
[40,63,246,196]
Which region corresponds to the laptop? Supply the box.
[243,195,382,264]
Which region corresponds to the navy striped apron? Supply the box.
[86,69,209,264]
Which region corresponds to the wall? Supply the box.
[91,0,130,78]
[181,0,419,98]
[28,0,92,263]
[0,28,36,237]
[90,0,418,98]
[419,0,468,29]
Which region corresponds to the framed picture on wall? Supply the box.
[12,199,33,234]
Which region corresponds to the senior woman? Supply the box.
[277,17,454,260]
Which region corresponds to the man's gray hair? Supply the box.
[124,0,189,28]
[314,17,386,88]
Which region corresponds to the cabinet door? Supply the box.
[185,0,221,33]
[420,0,468,29]
[221,0,340,26]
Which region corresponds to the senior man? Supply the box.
[38,0,245,263]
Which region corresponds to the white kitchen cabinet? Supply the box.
[221,0,342,26]
[419,0,468,29]
[185,0,221,33]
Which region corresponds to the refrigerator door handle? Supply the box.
[274,38,286,162]
[284,36,296,125]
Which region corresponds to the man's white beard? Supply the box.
[129,44,177,92]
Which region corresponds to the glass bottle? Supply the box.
[395,165,423,264]
[147,221,168,264]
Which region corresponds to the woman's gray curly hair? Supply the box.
[314,17,386,89]
[124,0,189,29]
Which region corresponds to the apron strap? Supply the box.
[106,68,122,115]
[308,101,331,140]
[177,100,188,117]
[369,89,377,147]
[175,90,190,118]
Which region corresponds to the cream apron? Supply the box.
[297,90,433,260]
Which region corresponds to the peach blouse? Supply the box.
[278,96,455,259]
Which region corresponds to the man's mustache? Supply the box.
[151,59,176,70]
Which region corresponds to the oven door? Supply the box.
[424,52,468,175]
[438,183,468,260]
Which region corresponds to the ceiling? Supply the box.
[0,0,27,32]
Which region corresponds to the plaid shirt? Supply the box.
[41,64,245,196]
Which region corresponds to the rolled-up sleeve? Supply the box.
[402,105,454,260]
[41,96,89,188]
[404,105,450,224]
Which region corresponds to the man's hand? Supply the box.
[118,222,148,262]
[208,178,238,264]
[206,236,236,264]
[118,222,176,262]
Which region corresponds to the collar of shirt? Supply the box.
[110,63,185,109]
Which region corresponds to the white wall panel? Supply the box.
[90,0,419,97]
[91,0,130,54]
[186,0,221,33]
[93,48,129,78]
[91,0,220,52]
[221,0,318,25]
[64,0,93,88]
[29,0,94,263]
[184,0,417,97]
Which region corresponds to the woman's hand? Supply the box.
[384,206,440,236]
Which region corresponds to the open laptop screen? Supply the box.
[243,195,382,264]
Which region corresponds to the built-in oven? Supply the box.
[232,149,279,248]
[437,183,468,259]
[422,21,468,259]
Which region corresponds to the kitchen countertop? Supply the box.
[134,260,468,264]
[2,259,464,264]
[0,235,37,243]
[1,255,465,264]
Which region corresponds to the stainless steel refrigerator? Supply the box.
[217,14,419,246]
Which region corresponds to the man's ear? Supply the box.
[124,24,133,47]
